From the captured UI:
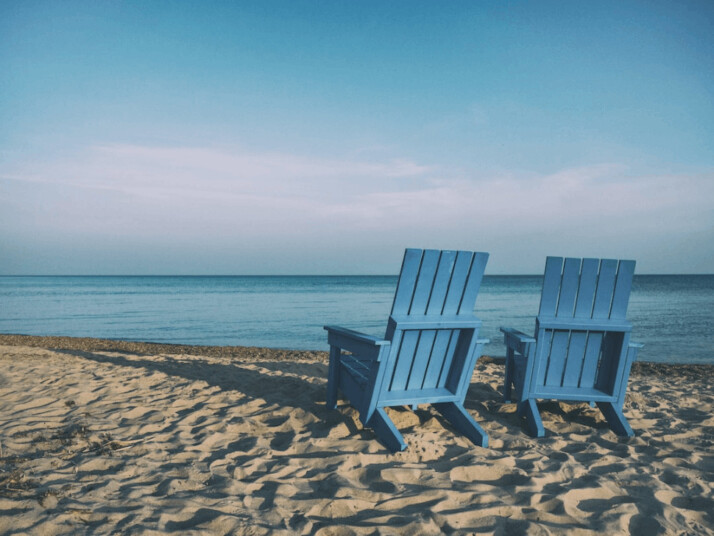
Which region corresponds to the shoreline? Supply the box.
[0,333,328,362]
[1,333,711,376]
[1,335,713,534]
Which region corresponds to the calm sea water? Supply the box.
[0,275,712,364]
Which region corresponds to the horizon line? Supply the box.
[1,273,713,278]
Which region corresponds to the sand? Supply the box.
[0,334,712,535]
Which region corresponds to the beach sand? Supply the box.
[1,335,712,535]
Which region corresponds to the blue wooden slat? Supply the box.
[538,257,563,316]
[609,260,635,319]
[426,250,457,315]
[574,258,599,318]
[342,361,370,386]
[421,330,452,389]
[444,329,469,392]
[614,337,640,405]
[339,368,369,415]
[368,407,407,452]
[381,387,459,405]
[457,252,488,314]
[594,332,624,394]
[409,249,441,315]
[533,386,615,402]
[327,346,341,409]
[390,249,423,316]
[556,258,581,318]
[442,251,474,314]
[363,344,396,425]
[406,330,437,390]
[326,330,388,359]
[378,330,403,393]
[561,332,587,387]
[592,259,618,319]
[454,334,486,402]
[433,402,488,448]
[389,331,420,391]
[437,330,460,388]
[533,329,554,386]
[578,332,603,389]
[389,314,481,330]
[537,317,631,332]
[545,331,569,387]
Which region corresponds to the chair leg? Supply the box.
[326,346,340,409]
[520,399,545,437]
[368,407,407,452]
[597,402,634,437]
[434,402,488,448]
[503,351,514,403]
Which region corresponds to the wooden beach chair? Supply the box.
[501,257,644,438]
[325,248,490,452]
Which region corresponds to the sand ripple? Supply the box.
[0,341,713,535]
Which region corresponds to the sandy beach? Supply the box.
[0,334,712,535]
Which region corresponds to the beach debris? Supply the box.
[0,466,39,499]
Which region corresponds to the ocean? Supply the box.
[0,275,712,364]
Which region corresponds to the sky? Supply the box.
[1,1,712,275]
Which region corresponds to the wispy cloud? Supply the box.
[2,143,712,272]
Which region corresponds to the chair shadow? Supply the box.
[54,349,364,440]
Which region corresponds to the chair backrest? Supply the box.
[381,249,488,397]
[533,257,635,395]
[538,257,635,321]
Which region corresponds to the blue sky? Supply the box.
[1,1,712,274]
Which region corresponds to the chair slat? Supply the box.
[539,257,563,316]
[610,260,635,319]
[409,250,441,315]
[545,331,569,386]
[407,330,437,390]
[574,258,599,318]
[426,250,458,315]
[556,258,582,318]
[442,251,475,314]
[437,330,460,388]
[422,330,452,389]
[391,249,424,315]
[562,331,587,387]
[389,331,420,391]
[533,329,553,386]
[457,252,488,315]
[592,259,618,318]
[578,332,603,388]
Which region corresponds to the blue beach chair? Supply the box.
[501,257,643,438]
[325,248,490,452]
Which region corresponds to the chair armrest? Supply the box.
[324,326,389,345]
[324,325,391,360]
[500,327,535,355]
[388,314,482,330]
